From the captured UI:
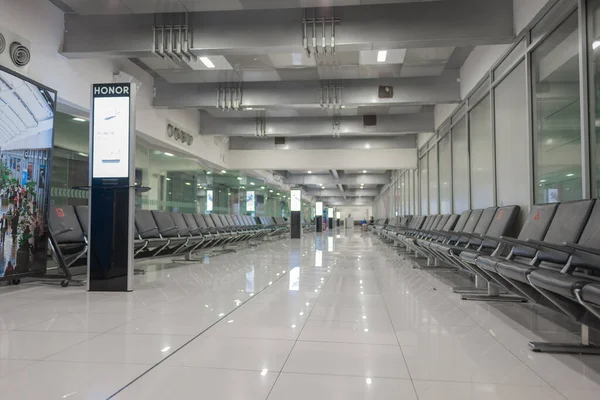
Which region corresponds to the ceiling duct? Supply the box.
[255,114,266,139]
[363,115,377,127]
[0,26,31,73]
[152,13,197,63]
[320,81,343,109]
[302,10,340,58]
[217,83,244,111]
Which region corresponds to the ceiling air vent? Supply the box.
[378,85,393,98]
[10,42,30,67]
[0,33,5,54]
[363,115,377,127]
[274,137,286,145]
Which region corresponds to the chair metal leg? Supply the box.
[529,326,600,355]
[461,283,526,302]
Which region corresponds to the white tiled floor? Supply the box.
[0,229,599,399]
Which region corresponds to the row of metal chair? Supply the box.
[48,205,291,279]
[374,200,600,354]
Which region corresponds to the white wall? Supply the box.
[460,45,511,98]
[514,0,551,35]
[336,207,372,222]
[434,103,459,130]
[0,0,226,169]
[227,149,417,170]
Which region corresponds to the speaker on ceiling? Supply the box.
[363,115,377,126]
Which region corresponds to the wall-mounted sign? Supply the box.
[336,211,341,219]
[207,190,214,212]
[291,189,302,212]
[328,207,334,218]
[91,83,131,178]
[246,190,255,212]
[316,201,323,215]
[166,121,194,146]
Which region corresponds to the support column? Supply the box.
[328,207,334,230]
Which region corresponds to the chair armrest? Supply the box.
[564,242,600,257]
[161,226,178,234]
[52,228,74,236]
[527,239,573,254]
[480,235,533,248]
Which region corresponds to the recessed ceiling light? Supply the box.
[250,182,255,185]
[78,152,88,157]
[185,182,191,186]
[199,56,216,68]
[164,152,174,157]
[377,50,387,63]
[207,171,211,175]
[341,105,346,109]
[261,186,265,189]
[540,180,546,183]
[246,107,253,110]
[237,177,243,180]
[166,177,171,181]
[269,190,274,193]
[308,170,312,174]
[72,117,86,122]
[362,170,367,173]
[221,170,227,174]
[594,40,600,50]
[566,173,575,177]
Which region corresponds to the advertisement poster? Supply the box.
[207,190,213,212]
[291,189,301,212]
[246,191,255,212]
[0,66,55,279]
[38,166,46,189]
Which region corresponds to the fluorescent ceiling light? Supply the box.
[246,107,253,110]
[166,178,171,181]
[594,40,600,49]
[237,177,243,180]
[221,170,227,174]
[566,173,575,177]
[269,190,273,193]
[185,182,191,186]
[377,50,387,62]
[78,152,88,157]
[308,170,312,174]
[363,170,367,173]
[72,117,86,122]
[207,171,211,175]
[164,152,174,157]
[261,186,265,189]
[199,56,216,68]
[250,182,255,185]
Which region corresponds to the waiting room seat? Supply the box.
[48,205,88,270]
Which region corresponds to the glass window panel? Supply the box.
[589,0,600,197]
[452,117,469,212]
[494,39,527,80]
[469,94,494,208]
[439,134,452,214]
[419,156,428,214]
[428,146,439,214]
[533,12,582,203]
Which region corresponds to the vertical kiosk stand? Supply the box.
[88,83,136,292]
[316,202,323,233]
[328,207,334,230]
[290,189,302,239]
[336,211,341,227]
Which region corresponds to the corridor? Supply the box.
[0,229,598,399]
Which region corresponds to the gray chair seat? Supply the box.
[496,259,535,283]
[528,269,590,300]
[582,284,600,307]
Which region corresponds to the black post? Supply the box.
[290,211,301,238]
[316,216,323,232]
[328,216,333,229]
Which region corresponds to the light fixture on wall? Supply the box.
[377,50,387,62]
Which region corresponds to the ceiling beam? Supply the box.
[331,170,340,180]
[285,173,389,185]
[62,1,513,58]
[200,112,433,137]
[155,75,459,109]
[307,189,379,197]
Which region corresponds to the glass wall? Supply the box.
[50,112,297,218]
[589,0,600,197]
[469,94,494,208]
[532,11,582,203]
[452,118,469,213]
[438,133,452,214]
[419,155,428,214]
[428,145,439,214]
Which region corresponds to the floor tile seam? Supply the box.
[396,246,570,400]
[264,255,334,400]
[408,377,568,388]
[275,370,414,380]
[22,359,155,367]
[104,262,292,399]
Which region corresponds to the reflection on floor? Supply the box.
[0,228,599,399]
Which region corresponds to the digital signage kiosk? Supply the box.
[315,202,323,233]
[328,207,334,229]
[88,83,136,291]
[290,189,302,238]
